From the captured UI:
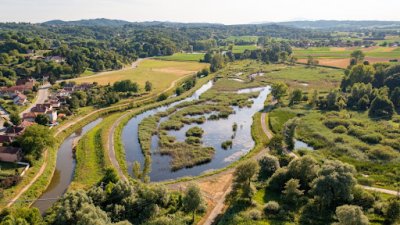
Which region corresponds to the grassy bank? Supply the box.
[70,113,124,190]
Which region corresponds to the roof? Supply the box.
[0,85,32,93]
[5,126,25,134]
[15,93,27,99]
[0,146,22,154]
[0,135,13,143]
[21,120,35,127]
[23,112,37,119]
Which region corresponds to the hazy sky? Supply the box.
[0,0,399,24]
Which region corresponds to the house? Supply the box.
[23,112,37,122]
[13,93,28,105]
[20,120,35,128]
[31,104,53,114]
[45,56,65,63]
[0,146,22,162]
[46,110,58,124]
[75,83,95,91]
[0,135,13,145]
[5,126,25,137]
[0,85,32,98]
[16,78,35,87]
[45,97,61,108]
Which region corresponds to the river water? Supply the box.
[123,82,271,182]
[32,118,103,213]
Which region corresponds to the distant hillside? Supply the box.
[275,20,400,30]
[43,18,132,27]
[42,19,223,28]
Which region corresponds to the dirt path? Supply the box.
[361,185,399,196]
[108,113,130,182]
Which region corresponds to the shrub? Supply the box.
[246,209,262,220]
[334,137,345,143]
[185,126,204,138]
[324,119,351,129]
[185,136,202,145]
[221,140,233,150]
[333,125,347,134]
[258,155,280,180]
[264,201,280,215]
[267,168,289,192]
[348,126,368,138]
[360,133,383,144]
[368,147,398,160]
[352,187,375,210]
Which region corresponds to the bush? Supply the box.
[333,125,347,134]
[360,133,383,144]
[246,209,262,220]
[157,93,168,102]
[185,126,204,138]
[334,137,345,143]
[264,201,280,215]
[267,168,289,192]
[368,147,398,160]
[352,188,375,210]
[324,119,351,129]
[185,136,202,145]
[221,140,233,150]
[348,126,368,138]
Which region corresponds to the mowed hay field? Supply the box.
[72,59,208,93]
[294,46,400,68]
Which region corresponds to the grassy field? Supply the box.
[71,59,207,93]
[153,53,205,62]
[294,46,400,68]
[204,60,343,92]
[225,36,258,43]
[268,108,297,134]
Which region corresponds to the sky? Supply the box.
[0,0,399,24]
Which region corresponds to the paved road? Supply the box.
[20,83,50,117]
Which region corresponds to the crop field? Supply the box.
[153,53,205,62]
[294,46,400,68]
[71,59,207,93]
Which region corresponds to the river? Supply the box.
[32,118,103,213]
[122,82,271,182]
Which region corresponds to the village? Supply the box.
[0,77,93,166]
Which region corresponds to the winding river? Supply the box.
[123,82,271,182]
[33,118,103,213]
